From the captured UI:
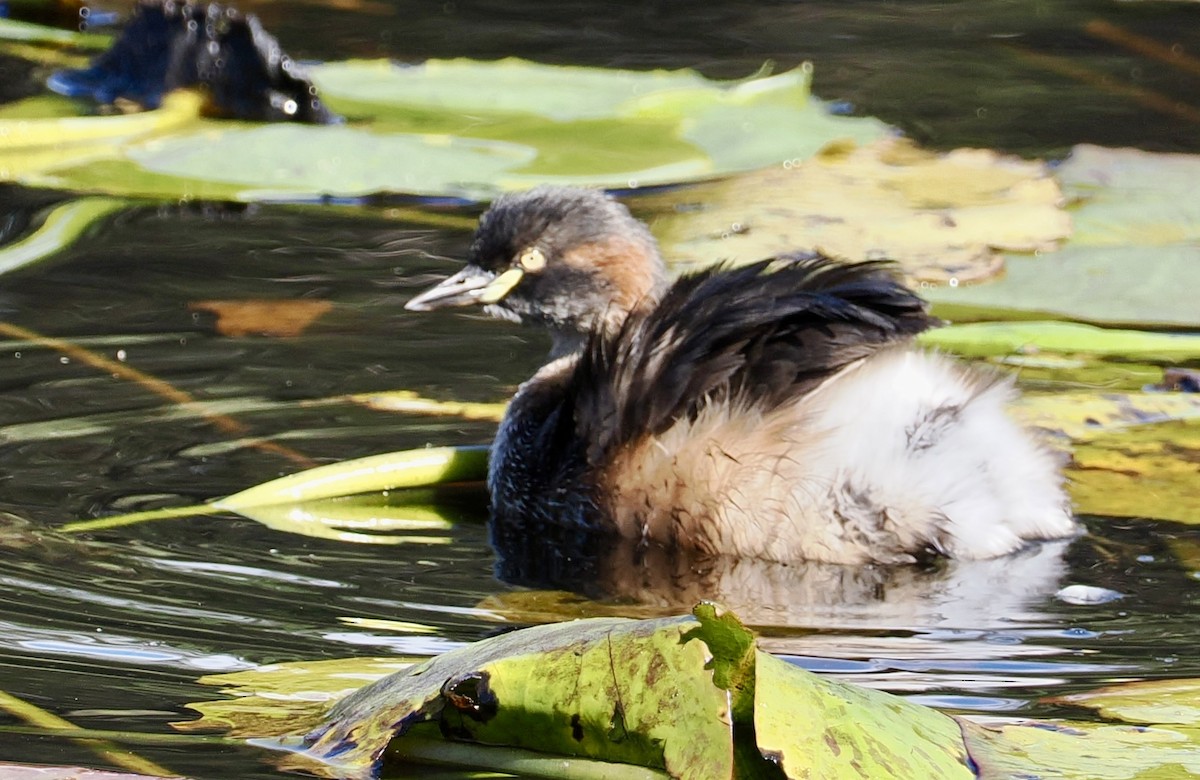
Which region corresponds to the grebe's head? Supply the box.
[406,186,667,344]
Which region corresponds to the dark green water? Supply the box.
[1,1,1199,777]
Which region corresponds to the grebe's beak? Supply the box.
[405,266,524,311]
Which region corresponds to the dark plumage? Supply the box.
[406,186,1078,564]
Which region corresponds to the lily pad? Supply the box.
[0,57,889,201]
[1012,392,1200,442]
[302,614,734,779]
[649,138,1068,283]
[925,244,1200,328]
[1057,144,1200,247]
[298,605,972,780]
[926,144,1200,327]
[965,720,1200,779]
[920,321,1200,361]
[1066,420,1200,524]
[1051,678,1200,726]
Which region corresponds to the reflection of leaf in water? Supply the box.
[177,656,418,737]
[189,299,333,338]
[0,196,129,276]
[649,138,1068,283]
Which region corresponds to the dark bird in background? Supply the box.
[407,186,1077,565]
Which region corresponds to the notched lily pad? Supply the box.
[297,605,974,780]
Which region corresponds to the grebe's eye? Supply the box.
[517,246,547,272]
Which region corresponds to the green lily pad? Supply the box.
[0,58,889,202]
[754,650,971,778]
[920,321,1200,361]
[1057,144,1200,248]
[303,614,734,779]
[299,605,973,780]
[926,144,1200,327]
[925,244,1200,328]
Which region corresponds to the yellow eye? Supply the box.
[518,246,547,272]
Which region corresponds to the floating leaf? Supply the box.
[1012,392,1200,441]
[1051,679,1200,726]
[1,58,887,201]
[926,145,1200,327]
[925,244,1200,328]
[754,650,970,779]
[299,605,973,780]
[213,446,488,510]
[920,321,1200,361]
[189,299,333,338]
[62,445,489,534]
[650,138,1068,283]
[1066,420,1200,524]
[965,720,1200,779]
[1057,144,1200,248]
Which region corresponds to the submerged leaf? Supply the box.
[189,299,333,337]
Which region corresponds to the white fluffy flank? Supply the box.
[603,347,1076,564]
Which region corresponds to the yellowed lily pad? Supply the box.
[965,720,1200,779]
[1013,392,1200,442]
[1067,420,1200,524]
[1051,679,1200,726]
[650,138,1069,282]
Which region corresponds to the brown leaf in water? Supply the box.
[648,137,1069,284]
[189,299,332,338]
